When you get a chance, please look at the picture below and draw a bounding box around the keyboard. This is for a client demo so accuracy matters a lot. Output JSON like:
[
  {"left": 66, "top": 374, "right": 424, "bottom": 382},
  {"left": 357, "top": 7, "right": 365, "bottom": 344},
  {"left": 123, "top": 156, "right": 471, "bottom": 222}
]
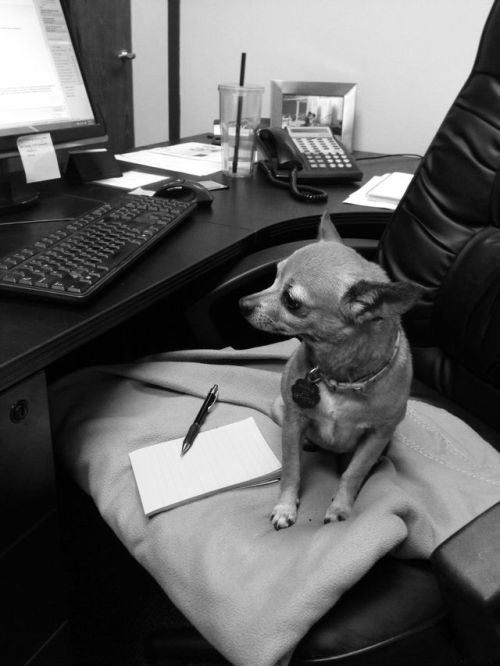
[{"left": 0, "top": 194, "right": 197, "bottom": 303}]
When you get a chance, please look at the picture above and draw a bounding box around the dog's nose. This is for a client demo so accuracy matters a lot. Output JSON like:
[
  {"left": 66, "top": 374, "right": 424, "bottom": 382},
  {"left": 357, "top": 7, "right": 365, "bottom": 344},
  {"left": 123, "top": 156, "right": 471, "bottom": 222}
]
[{"left": 239, "top": 296, "right": 254, "bottom": 317}]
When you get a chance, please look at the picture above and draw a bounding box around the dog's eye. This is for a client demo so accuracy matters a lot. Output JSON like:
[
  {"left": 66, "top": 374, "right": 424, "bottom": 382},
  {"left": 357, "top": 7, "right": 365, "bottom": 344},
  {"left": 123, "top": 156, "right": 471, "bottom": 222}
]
[{"left": 282, "top": 290, "right": 301, "bottom": 311}]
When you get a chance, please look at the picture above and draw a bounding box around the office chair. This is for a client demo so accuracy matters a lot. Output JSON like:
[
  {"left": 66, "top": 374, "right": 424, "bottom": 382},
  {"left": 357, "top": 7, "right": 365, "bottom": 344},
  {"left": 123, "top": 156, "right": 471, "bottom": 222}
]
[{"left": 144, "top": 0, "right": 500, "bottom": 663}]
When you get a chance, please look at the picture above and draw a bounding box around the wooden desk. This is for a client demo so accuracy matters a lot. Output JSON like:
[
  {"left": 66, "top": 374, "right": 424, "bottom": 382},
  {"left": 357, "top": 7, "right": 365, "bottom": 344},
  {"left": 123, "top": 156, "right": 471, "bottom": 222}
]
[{"left": 0, "top": 152, "right": 418, "bottom": 665}]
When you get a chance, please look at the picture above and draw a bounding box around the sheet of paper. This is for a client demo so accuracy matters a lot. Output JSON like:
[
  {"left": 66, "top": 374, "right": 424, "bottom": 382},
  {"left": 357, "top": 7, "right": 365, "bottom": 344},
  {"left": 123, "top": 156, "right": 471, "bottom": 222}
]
[
  {"left": 129, "top": 187, "right": 155, "bottom": 197},
  {"left": 129, "top": 417, "right": 281, "bottom": 516},
  {"left": 16, "top": 133, "right": 61, "bottom": 183},
  {"left": 116, "top": 143, "right": 222, "bottom": 177},
  {"left": 92, "top": 169, "right": 168, "bottom": 189}
]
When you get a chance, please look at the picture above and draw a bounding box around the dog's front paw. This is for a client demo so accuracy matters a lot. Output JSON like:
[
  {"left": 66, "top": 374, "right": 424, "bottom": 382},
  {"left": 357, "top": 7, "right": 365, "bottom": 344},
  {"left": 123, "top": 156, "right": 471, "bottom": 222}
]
[
  {"left": 324, "top": 498, "right": 352, "bottom": 524},
  {"left": 271, "top": 502, "right": 298, "bottom": 530}
]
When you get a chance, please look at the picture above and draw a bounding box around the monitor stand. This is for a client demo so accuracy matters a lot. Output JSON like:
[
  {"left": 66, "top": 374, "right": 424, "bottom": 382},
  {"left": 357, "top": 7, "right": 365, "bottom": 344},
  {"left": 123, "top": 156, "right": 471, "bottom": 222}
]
[{"left": 0, "top": 180, "right": 40, "bottom": 215}]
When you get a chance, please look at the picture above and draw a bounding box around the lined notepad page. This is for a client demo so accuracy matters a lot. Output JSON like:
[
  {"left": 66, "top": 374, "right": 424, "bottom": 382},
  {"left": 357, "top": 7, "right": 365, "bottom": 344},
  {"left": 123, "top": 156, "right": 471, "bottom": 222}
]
[{"left": 129, "top": 417, "right": 281, "bottom": 516}]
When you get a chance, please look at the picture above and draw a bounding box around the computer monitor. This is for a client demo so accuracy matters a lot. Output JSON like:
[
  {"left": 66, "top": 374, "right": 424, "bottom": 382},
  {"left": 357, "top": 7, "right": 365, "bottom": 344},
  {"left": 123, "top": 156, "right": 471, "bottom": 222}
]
[{"left": 0, "top": 0, "right": 108, "bottom": 213}]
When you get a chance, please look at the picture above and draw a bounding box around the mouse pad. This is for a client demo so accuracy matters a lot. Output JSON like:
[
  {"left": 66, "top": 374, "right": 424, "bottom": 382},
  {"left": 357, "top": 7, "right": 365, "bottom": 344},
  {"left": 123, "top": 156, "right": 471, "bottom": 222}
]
[{"left": 0, "top": 194, "right": 105, "bottom": 255}]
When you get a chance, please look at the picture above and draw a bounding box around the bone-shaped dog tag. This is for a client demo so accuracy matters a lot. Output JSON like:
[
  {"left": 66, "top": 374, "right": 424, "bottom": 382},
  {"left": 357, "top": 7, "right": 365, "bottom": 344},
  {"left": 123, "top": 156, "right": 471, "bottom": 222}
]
[{"left": 291, "top": 377, "right": 320, "bottom": 408}]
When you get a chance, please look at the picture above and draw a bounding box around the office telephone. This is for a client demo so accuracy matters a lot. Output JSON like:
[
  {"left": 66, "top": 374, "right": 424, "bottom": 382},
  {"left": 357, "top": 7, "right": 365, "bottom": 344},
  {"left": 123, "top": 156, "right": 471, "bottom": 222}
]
[{"left": 257, "top": 126, "right": 362, "bottom": 202}]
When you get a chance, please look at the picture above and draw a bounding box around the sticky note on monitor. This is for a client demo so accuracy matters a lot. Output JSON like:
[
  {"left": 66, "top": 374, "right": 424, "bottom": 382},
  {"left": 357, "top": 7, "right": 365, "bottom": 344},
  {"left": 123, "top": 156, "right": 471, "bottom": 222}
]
[{"left": 17, "top": 133, "right": 61, "bottom": 183}]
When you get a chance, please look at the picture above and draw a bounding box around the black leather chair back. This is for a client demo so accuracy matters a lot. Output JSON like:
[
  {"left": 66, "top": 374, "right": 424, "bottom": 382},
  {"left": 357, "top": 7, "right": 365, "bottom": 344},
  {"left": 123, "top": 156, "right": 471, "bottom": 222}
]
[{"left": 379, "top": 0, "right": 500, "bottom": 433}]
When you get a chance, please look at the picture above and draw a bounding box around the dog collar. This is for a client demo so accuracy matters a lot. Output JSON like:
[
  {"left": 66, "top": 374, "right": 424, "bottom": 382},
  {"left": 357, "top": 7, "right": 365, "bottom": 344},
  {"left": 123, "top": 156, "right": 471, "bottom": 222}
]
[{"left": 291, "top": 330, "right": 401, "bottom": 408}]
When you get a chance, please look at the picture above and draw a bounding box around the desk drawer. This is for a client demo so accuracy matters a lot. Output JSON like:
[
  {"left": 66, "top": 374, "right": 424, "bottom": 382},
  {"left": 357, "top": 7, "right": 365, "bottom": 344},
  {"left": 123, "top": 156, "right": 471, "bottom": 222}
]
[
  {"left": 0, "top": 371, "right": 56, "bottom": 551},
  {"left": 0, "top": 372, "right": 70, "bottom": 664},
  {"left": 0, "top": 511, "right": 70, "bottom": 665}
]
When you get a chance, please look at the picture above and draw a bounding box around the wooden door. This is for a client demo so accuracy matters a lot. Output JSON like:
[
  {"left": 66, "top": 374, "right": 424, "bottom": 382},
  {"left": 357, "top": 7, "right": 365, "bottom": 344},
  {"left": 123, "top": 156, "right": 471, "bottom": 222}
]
[{"left": 61, "top": 0, "right": 134, "bottom": 153}]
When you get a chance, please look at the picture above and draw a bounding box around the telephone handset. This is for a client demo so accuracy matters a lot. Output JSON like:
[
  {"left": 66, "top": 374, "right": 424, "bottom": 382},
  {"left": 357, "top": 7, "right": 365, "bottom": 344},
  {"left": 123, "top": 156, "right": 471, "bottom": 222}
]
[{"left": 257, "top": 126, "right": 363, "bottom": 203}]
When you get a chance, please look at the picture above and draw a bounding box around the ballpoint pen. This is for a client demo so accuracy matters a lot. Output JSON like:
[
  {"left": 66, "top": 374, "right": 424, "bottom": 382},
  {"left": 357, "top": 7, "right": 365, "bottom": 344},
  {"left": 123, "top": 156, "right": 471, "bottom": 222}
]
[{"left": 181, "top": 384, "right": 219, "bottom": 456}]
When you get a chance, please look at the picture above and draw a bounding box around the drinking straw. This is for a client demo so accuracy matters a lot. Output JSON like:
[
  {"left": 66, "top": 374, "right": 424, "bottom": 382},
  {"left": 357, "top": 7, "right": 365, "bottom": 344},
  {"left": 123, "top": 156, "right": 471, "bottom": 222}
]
[{"left": 232, "top": 52, "right": 246, "bottom": 174}]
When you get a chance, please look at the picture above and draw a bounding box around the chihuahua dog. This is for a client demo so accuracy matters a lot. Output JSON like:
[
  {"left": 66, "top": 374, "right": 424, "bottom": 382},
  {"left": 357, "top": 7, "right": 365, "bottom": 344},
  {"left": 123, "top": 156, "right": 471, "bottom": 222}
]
[{"left": 240, "top": 212, "right": 422, "bottom": 529}]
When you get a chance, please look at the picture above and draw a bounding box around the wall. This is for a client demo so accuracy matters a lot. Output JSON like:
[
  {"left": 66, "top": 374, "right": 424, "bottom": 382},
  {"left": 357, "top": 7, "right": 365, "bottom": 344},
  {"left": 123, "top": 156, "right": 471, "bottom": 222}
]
[
  {"left": 175, "top": 0, "right": 493, "bottom": 154},
  {"left": 130, "top": 0, "right": 493, "bottom": 154}
]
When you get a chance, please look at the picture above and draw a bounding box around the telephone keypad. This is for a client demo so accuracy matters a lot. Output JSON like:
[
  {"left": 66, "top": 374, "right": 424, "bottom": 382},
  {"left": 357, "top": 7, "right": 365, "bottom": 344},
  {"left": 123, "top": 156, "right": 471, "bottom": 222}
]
[
  {"left": 294, "top": 135, "right": 354, "bottom": 172},
  {"left": 267, "top": 124, "right": 363, "bottom": 181}
]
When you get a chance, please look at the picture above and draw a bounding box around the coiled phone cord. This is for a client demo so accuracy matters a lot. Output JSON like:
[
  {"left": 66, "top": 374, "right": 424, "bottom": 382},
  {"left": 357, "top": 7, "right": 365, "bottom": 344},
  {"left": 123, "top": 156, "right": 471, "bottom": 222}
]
[
  {"left": 258, "top": 160, "right": 328, "bottom": 203},
  {"left": 289, "top": 167, "right": 328, "bottom": 202}
]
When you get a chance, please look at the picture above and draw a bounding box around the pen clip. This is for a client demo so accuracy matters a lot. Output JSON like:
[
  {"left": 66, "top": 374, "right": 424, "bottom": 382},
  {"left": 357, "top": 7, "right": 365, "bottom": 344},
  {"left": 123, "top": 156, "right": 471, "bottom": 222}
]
[
  {"left": 207, "top": 384, "right": 219, "bottom": 410},
  {"left": 180, "top": 384, "right": 219, "bottom": 457}
]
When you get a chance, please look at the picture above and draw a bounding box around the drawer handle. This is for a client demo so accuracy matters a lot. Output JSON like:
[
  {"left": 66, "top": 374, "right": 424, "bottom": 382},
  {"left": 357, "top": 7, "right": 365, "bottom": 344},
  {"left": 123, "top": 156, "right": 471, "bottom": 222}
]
[{"left": 10, "top": 399, "right": 29, "bottom": 423}]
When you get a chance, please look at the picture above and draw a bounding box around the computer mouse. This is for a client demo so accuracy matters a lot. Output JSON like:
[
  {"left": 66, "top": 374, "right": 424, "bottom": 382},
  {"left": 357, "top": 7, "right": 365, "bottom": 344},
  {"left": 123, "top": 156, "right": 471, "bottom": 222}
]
[{"left": 153, "top": 179, "right": 214, "bottom": 207}]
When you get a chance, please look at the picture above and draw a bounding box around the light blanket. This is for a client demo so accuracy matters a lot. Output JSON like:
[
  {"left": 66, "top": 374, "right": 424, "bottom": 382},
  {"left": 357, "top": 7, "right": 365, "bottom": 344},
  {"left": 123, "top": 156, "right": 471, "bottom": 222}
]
[{"left": 49, "top": 339, "right": 500, "bottom": 666}]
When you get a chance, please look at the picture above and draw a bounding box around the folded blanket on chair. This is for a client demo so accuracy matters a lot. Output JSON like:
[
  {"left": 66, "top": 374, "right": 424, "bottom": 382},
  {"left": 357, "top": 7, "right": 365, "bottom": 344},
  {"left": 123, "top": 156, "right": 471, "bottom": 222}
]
[{"left": 50, "top": 339, "right": 500, "bottom": 666}]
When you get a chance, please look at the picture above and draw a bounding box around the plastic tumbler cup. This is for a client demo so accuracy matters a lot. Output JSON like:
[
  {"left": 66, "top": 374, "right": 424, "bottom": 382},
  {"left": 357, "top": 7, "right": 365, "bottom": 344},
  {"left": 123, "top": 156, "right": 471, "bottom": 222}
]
[{"left": 218, "top": 84, "right": 264, "bottom": 178}]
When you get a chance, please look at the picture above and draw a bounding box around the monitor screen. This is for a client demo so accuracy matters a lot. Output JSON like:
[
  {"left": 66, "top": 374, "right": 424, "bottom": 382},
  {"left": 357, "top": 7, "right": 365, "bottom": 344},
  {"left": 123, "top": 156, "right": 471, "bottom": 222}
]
[{"left": 0, "top": 0, "right": 107, "bottom": 156}]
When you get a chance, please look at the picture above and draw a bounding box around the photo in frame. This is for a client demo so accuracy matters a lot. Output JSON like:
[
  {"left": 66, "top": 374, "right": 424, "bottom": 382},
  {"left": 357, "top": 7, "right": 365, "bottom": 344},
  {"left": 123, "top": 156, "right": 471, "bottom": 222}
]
[{"left": 270, "top": 81, "right": 357, "bottom": 151}]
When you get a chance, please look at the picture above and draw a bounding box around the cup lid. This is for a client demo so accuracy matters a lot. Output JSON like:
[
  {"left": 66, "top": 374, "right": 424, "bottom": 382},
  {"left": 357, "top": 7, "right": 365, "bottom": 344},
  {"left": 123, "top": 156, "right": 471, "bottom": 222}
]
[{"left": 218, "top": 83, "right": 264, "bottom": 92}]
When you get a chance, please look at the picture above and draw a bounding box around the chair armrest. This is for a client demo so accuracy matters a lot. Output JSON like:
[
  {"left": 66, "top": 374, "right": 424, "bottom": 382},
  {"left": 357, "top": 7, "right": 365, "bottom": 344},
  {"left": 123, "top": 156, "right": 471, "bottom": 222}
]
[
  {"left": 430, "top": 500, "right": 500, "bottom": 662},
  {"left": 185, "top": 238, "right": 379, "bottom": 348},
  {"left": 330, "top": 210, "right": 394, "bottom": 242}
]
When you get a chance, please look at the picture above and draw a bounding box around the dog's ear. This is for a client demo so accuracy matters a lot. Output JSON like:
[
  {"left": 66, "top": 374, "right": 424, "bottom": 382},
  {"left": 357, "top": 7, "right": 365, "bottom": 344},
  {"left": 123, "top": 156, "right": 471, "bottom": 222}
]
[
  {"left": 318, "top": 210, "right": 343, "bottom": 243},
  {"left": 341, "top": 280, "right": 423, "bottom": 323}
]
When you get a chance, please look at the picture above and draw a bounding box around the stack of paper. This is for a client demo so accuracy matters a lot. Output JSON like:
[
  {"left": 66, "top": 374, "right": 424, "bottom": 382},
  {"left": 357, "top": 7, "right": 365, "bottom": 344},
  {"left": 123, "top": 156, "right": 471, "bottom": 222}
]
[
  {"left": 344, "top": 172, "right": 413, "bottom": 210},
  {"left": 116, "top": 142, "right": 222, "bottom": 177}
]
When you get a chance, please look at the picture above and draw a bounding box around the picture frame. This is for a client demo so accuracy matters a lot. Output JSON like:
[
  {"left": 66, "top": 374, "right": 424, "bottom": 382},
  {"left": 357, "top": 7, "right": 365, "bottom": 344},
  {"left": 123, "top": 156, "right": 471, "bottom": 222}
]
[{"left": 270, "top": 81, "right": 357, "bottom": 151}]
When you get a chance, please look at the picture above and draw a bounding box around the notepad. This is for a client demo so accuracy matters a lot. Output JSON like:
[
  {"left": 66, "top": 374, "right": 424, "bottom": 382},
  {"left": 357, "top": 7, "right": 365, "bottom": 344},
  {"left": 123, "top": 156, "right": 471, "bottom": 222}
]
[
  {"left": 365, "top": 172, "right": 413, "bottom": 206},
  {"left": 129, "top": 417, "right": 281, "bottom": 517}
]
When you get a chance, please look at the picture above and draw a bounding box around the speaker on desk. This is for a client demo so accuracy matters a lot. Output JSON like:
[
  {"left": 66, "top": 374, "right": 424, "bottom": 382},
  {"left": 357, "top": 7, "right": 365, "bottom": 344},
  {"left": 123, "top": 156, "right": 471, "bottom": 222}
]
[{"left": 65, "top": 149, "right": 123, "bottom": 182}]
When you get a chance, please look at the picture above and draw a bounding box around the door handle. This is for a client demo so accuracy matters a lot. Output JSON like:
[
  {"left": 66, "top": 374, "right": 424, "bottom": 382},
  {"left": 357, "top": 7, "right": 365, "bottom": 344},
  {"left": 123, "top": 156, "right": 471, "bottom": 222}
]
[{"left": 117, "top": 50, "right": 136, "bottom": 60}]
